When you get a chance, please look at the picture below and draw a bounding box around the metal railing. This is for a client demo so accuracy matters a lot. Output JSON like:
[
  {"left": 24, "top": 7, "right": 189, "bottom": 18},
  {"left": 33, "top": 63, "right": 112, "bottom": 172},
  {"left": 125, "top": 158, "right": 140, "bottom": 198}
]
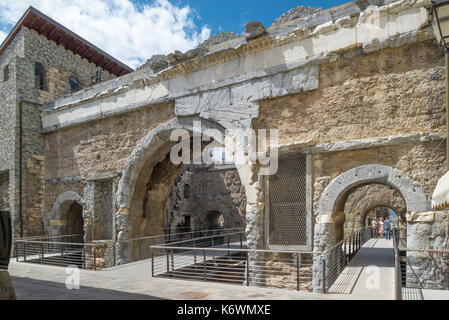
[
  {"left": 393, "top": 228, "right": 449, "bottom": 300},
  {"left": 151, "top": 232, "right": 314, "bottom": 292},
  {"left": 117, "top": 228, "right": 244, "bottom": 264},
  {"left": 14, "top": 228, "right": 244, "bottom": 270},
  {"left": 320, "top": 227, "right": 372, "bottom": 293},
  {"left": 15, "top": 235, "right": 114, "bottom": 270}
]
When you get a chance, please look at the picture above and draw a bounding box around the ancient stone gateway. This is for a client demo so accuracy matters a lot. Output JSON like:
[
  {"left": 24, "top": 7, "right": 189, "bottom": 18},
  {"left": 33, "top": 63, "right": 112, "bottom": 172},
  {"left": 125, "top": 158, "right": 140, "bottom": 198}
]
[
  {"left": 114, "top": 116, "right": 258, "bottom": 263},
  {"left": 312, "top": 164, "right": 429, "bottom": 291},
  {"left": 1, "top": 0, "right": 448, "bottom": 293}
]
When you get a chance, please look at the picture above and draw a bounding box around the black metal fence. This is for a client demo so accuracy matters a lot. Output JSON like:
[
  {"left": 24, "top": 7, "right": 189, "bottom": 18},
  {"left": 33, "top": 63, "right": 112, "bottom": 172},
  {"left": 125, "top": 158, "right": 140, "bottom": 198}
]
[
  {"left": 151, "top": 232, "right": 314, "bottom": 291},
  {"left": 14, "top": 228, "right": 245, "bottom": 270},
  {"left": 393, "top": 228, "right": 449, "bottom": 300},
  {"left": 321, "top": 227, "right": 373, "bottom": 293}
]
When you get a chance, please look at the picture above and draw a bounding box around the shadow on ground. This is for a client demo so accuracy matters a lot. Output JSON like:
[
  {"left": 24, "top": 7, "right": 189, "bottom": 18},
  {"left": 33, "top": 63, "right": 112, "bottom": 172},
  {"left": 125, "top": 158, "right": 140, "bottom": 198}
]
[{"left": 11, "top": 276, "right": 164, "bottom": 300}]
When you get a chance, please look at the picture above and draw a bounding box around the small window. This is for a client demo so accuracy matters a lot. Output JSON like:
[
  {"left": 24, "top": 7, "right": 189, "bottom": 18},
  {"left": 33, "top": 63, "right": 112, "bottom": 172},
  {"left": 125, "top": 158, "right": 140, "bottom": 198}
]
[
  {"left": 68, "top": 77, "right": 81, "bottom": 93},
  {"left": 3, "top": 65, "right": 9, "bottom": 82},
  {"left": 184, "top": 184, "right": 190, "bottom": 199},
  {"left": 34, "top": 63, "right": 46, "bottom": 90}
]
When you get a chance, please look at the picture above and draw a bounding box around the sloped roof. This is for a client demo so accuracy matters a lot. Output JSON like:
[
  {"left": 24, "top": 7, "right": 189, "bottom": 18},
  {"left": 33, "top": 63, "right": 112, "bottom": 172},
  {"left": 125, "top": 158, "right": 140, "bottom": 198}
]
[{"left": 0, "top": 6, "right": 133, "bottom": 76}]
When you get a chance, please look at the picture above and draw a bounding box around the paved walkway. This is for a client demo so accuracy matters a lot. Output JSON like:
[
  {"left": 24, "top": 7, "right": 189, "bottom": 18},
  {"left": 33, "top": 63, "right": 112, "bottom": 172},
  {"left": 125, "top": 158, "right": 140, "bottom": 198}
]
[
  {"left": 7, "top": 239, "right": 447, "bottom": 300},
  {"left": 9, "top": 259, "right": 332, "bottom": 300},
  {"left": 328, "top": 238, "right": 397, "bottom": 299}
]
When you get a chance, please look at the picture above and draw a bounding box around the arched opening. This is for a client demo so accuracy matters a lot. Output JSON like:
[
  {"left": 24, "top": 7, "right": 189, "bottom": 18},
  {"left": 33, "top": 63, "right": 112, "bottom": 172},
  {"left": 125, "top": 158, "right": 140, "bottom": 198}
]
[
  {"left": 204, "top": 211, "right": 225, "bottom": 230},
  {"left": 116, "top": 117, "right": 253, "bottom": 263},
  {"left": 313, "top": 165, "right": 429, "bottom": 292},
  {"left": 341, "top": 183, "right": 407, "bottom": 241},
  {"left": 34, "top": 63, "right": 46, "bottom": 90},
  {"left": 66, "top": 202, "right": 84, "bottom": 243},
  {"left": 68, "top": 76, "right": 82, "bottom": 93}
]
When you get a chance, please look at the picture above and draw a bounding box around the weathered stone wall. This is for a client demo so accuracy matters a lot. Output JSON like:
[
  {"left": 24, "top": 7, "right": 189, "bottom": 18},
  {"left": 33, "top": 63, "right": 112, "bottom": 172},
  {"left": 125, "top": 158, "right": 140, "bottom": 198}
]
[
  {"left": 406, "top": 211, "right": 449, "bottom": 290},
  {"left": 0, "top": 29, "right": 25, "bottom": 238},
  {"left": 255, "top": 41, "right": 445, "bottom": 147},
  {"left": 0, "top": 171, "right": 9, "bottom": 211},
  {"left": 166, "top": 165, "right": 246, "bottom": 232},
  {"left": 312, "top": 142, "right": 446, "bottom": 213}
]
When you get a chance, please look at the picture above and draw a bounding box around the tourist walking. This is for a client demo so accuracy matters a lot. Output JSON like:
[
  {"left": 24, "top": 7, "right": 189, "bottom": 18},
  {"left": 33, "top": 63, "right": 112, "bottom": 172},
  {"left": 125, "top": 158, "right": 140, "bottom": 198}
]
[
  {"left": 384, "top": 217, "right": 391, "bottom": 240},
  {"left": 371, "top": 217, "right": 378, "bottom": 238},
  {"left": 378, "top": 218, "right": 385, "bottom": 239}
]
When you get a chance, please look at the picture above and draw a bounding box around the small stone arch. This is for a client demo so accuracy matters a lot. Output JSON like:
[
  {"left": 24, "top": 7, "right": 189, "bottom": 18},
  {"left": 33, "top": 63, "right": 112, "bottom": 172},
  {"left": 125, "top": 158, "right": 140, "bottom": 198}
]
[
  {"left": 42, "top": 191, "right": 85, "bottom": 238},
  {"left": 317, "top": 164, "right": 429, "bottom": 218},
  {"left": 312, "top": 164, "right": 429, "bottom": 292}
]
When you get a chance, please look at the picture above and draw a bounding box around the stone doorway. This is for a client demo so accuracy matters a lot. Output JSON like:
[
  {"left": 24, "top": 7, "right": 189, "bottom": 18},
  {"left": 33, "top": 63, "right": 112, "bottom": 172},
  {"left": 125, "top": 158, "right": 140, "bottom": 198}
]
[{"left": 66, "top": 202, "right": 84, "bottom": 243}]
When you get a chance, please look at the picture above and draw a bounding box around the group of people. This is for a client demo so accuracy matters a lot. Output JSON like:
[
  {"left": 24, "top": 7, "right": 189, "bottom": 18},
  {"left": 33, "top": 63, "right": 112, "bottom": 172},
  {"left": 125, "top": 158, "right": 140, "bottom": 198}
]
[{"left": 370, "top": 217, "right": 392, "bottom": 240}]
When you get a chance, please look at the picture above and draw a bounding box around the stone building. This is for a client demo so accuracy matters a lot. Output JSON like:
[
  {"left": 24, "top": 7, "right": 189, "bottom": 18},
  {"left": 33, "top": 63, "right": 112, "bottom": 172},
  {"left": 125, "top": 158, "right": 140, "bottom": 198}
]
[
  {"left": 0, "top": 0, "right": 448, "bottom": 292},
  {"left": 0, "top": 7, "right": 131, "bottom": 239}
]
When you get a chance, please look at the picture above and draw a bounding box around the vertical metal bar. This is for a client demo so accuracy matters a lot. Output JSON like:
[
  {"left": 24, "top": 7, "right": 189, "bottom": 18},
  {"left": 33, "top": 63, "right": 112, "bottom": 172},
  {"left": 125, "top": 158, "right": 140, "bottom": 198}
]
[
  {"left": 344, "top": 239, "right": 347, "bottom": 265},
  {"left": 240, "top": 233, "right": 243, "bottom": 249},
  {"left": 151, "top": 251, "right": 154, "bottom": 278},
  {"left": 322, "top": 258, "right": 326, "bottom": 294},
  {"left": 246, "top": 253, "right": 250, "bottom": 286},
  {"left": 113, "top": 242, "right": 116, "bottom": 267},
  {"left": 171, "top": 250, "right": 174, "bottom": 271},
  {"left": 166, "top": 250, "right": 170, "bottom": 278},
  {"left": 227, "top": 235, "right": 230, "bottom": 256},
  {"left": 296, "top": 253, "right": 300, "bottom": 291},
  {"left": 24, "top": 242, "right": 27, "bottom": 262},
  {"left": 15, "top": 242, "right": 18, "bottom": 262},
  {"left": 82, "top": 246, "right": 85, "bottom": 269},
  {"left": 41, "top": 243, "right": 44, "bottom": 263},
  {"left": 446, "top": 51, "right": 449, "bottom": 171},
  {"left": 94, "top": 248, "right": 97, "bottom": 271},
  {"left": 203, "top": 249, "right": 207, "bottom": 281}
]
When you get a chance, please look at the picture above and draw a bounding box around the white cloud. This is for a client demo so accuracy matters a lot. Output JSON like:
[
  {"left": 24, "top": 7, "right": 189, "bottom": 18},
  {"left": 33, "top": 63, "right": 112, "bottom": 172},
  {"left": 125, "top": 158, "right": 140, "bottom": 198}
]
[
  {"left": 0, "top": 0, "right": 211, "bottom": 69},
  {"left": 0, "top": 30, "right": 7, "bottom": 44}
]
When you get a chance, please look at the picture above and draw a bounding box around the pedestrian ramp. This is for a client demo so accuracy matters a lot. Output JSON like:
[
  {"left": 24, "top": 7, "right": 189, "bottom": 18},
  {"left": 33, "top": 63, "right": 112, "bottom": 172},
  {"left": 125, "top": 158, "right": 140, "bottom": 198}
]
[{"left": 328, "top": 239, "right": 395, "bottom": 299}]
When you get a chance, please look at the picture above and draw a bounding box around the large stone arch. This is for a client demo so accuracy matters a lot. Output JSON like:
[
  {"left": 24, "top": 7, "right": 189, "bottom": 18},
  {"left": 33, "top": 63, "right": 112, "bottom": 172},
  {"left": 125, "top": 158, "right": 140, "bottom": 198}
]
[
  {"left": 115, "top": 116, "right": 259, "bottom": 263},
  {"left": 42, "top": 191, "right": 85, "bottom": 238},
  {"left": 312, "top": 164, "right": 430, "bottom": 292}
]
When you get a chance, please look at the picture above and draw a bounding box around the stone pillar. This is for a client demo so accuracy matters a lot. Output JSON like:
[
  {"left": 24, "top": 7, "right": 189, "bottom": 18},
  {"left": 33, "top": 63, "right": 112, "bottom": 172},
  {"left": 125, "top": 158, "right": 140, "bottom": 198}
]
[
  {"left": 312, "top": 215, "right": 336, "bottom": 293},
  {"left": 406, "top": 211, "right": 449, "bottom": 290},
  {"left": 0, "top": 270, "right": 16, "bottom": 300}
]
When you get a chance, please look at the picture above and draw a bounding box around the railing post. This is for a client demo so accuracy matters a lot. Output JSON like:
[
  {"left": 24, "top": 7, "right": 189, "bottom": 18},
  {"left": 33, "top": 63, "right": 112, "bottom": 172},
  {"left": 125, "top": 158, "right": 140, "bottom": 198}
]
[
  {"left": 151, "top": 251, "right": 154, "bottom": 278},
  {"left": 227, "top": 235, "right": 230, "bottom": 256},
  {"left": 82, "top": 246, "right": 85, "bottom": 269},
  {"left": 24, "top": 242, "right": 27, "bottom": 262},
  {"left": 240, "top": 233, "right": 243, "bottom": 249},
  {"left": 41, "top": 243, "right": 44, "bottom": 263},
  {"left": 15, "top": 242, "right": 18, "bottom": 262},
  {"left": 246, "top": 253, "right": 250, "bottom": 286},
  {"left": 93, "top": 248, "right": 97, "bottom": 271},
  {"left": 171, "top": 250, "right": 174, "bottom": 271},
  {"left": 296, "top": 253, "right": 300, "bottom": 291},
  {"left": 203, "top": 249, "right": 207, "bottom": 281},
  {"left": 322, "top": 258, "right": 326, "bottom": 294},
  {"left": 113, "top": 242, "right": 116, "bottom": 267},
  {"left": 166, "top": 250, "right": 170, "bottom": 278},
  {"left": 344, "top": 239, "right": 347, "bottom": 265}
]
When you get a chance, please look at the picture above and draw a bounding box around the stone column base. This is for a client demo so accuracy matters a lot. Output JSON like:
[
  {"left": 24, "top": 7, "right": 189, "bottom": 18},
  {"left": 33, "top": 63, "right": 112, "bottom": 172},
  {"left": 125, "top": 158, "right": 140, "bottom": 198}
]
[{"left": 0, "top": 270, "right": 16, "bottom": 300}]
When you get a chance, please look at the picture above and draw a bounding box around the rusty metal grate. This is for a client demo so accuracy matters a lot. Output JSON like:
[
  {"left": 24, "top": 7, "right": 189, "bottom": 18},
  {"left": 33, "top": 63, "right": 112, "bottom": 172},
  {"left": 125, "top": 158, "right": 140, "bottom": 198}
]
[{"left": 269, "top": 154, "right": 307, "bottom": 246}]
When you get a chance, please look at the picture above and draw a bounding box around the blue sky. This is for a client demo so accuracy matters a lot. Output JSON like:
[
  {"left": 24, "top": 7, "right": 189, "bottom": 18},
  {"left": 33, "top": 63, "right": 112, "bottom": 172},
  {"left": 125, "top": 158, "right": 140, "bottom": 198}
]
[
  {"left": 166, "top": 0, "right": 348, "bottom": 34},
  {"left": 0, "top": 0, "right": 348, "bottom": 68}
]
